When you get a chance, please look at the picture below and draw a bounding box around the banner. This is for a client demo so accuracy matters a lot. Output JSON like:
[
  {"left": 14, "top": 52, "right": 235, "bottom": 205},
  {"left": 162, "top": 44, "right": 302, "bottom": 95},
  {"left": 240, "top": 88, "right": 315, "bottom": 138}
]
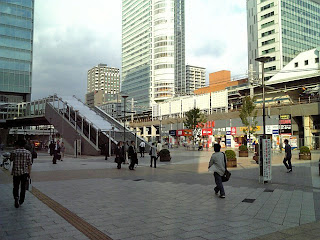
[
  {"left": 169, "top": 130, "right": 176, "bottom": 136},
  {"left": 202, "top": 128, "right": 213, "bottom": 136}
]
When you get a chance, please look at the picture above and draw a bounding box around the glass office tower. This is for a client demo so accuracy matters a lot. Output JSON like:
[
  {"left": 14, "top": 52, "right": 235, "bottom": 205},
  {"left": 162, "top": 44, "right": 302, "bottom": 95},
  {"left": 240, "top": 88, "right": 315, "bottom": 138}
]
[
  {"left": 0, "top": 0, "right": 34, "bottom": 104},
  {"left": 247, "top": 0, "right": 320, "bottom": 79},
  {"left": 122, "top": 0, "right": 185, "bottom": 110}
]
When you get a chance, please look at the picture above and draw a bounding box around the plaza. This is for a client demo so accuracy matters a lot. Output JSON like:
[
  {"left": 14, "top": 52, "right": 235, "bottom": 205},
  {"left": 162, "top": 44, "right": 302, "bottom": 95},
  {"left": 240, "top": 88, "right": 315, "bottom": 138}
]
[{"left": 1, "top": 147, "right": 320, "bottom": 240}]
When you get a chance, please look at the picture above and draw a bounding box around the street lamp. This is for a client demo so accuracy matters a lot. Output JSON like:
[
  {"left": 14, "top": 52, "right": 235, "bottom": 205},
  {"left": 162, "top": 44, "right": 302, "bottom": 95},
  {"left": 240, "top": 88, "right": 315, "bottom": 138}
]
[
  {"left": 121, "top": 95, "right": 129, "bottom": 143},
  {"left": 255, "top": 56, "right": 271, "bottom": 138}
]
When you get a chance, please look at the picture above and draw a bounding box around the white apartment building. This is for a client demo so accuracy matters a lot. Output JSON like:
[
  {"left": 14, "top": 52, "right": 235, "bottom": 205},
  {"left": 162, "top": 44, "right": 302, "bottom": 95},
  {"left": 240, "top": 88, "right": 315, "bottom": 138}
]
[
  {"left": 121, "top": 0, "right": 185, "bottom": 109},
  {"left": 186, "top": 65, "right": 206, "bottom": 94},
  {"left": 86, "top": 64, "right": 120, "bottom": 103},
  {"left": 247, "top": 0, "right": 320, "bottom": 80}
]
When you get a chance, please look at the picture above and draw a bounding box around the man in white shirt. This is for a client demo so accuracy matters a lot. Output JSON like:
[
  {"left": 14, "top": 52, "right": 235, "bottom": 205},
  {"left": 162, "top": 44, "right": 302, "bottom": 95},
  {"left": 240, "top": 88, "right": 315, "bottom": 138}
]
[
  {"left": 139, "top": 141, "right": 146, "bottom": 157},
  {"left": 156, "top": 141, "right": 162, "bottom": 155}
]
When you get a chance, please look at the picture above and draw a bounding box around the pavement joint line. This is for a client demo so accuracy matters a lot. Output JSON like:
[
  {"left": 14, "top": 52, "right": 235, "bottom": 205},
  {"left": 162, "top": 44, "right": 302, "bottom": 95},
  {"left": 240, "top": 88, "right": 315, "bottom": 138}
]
[{"left": 31, "top": 187, "right": 113, "bottom": 240}]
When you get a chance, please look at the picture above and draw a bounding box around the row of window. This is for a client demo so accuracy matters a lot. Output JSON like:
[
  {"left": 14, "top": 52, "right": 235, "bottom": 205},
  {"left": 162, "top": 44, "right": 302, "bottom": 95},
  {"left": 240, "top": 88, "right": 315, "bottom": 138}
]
[
  {"left": 154, "top": 41, "right": 174, "bottom": 48},
  {"left": 261, "top": 20, "right": 274, "bottom": 28},
  {"left": 282, "top": 28, "right": 319, "bottom": 45},
  {"left": 262, "top": 29, "right": 275, "bottom": 37},
  {"left": 154, "top": 64, "right": 174, "bottom": 70},
  {"left": 264, "top": 66, "right": 276, "bottom": 72},
  {"left": 294, "top": 58, "right": 319, "bottom": 67},
  {"left": 261, "top": 2, "right": 274, "bottom": 12},
  {"left": 0, "top": 58, "right": 30, "bottom": 72},
  {"left": 262, "top": 47, "right": 275, "bottom": 55},
  {"left": 0, "top": 47, "right": 31, "bottom": 61},
  {"left": 261, "top": 11, "right": 274, "bottom": 20},
  {"left": 0, "top": 2, "right": 33, "bottom": 19},
  {"left": 262, "top": 38, "right": 275, "bottom": 46},
  {"left": 0, "top": 35, "right": 31, "bottom": 50},
  {"left": 0, "top": 13, "right": 33, "bottom": 30}
]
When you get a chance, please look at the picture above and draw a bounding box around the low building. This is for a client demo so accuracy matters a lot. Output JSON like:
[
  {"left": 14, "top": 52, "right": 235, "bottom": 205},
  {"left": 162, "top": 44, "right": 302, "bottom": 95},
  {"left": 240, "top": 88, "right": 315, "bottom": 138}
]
[{"left": 185, "top": 65, "right": 206, "bottom": 95}]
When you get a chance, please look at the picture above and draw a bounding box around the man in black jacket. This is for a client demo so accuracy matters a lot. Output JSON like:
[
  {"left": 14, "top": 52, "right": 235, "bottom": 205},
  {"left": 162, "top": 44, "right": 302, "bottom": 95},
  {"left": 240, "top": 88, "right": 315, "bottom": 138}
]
[
  {"left": 283, "top": 139, "right": 292, "bottom": 173},
  {"left": 128, "top": 141, "right": 137, "bottom": 170}
]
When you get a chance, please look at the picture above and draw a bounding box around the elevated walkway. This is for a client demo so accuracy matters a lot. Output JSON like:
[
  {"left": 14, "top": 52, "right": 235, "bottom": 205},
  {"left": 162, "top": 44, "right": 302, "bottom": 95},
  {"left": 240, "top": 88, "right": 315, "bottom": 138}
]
[{"left": 1, "top": 95, "right": 150, "bottom": 156}]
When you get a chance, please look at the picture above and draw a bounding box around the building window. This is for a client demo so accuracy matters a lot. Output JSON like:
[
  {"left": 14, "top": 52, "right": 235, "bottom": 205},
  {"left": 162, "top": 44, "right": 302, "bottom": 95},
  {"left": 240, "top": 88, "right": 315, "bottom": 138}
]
[
  {"left": 262, "top": 47, "right": 275, "bottom": 55},
  {"left": 304, "top": 60, "right": 309, "bottom": 66},
  {"left": 261, "top": 20, "right": 275, "bottom": 29},
  {"left": 294, "top": 62, "right": 298, "bottom": 68},
  {"left": 315, "top": 58, "right": 319, "bottom": 63}
]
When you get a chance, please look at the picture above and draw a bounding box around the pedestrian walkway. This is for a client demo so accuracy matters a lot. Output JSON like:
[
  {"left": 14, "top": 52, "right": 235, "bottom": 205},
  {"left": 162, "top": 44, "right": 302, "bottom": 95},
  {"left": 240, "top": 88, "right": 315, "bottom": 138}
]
[{"left": 0, "top": 149, "right": 320, "bottom": 240}]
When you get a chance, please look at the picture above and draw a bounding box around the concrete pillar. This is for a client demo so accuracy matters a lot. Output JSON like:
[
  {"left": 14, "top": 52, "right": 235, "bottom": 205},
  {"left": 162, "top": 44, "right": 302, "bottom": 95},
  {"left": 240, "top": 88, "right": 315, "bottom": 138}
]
[{"left": 303, "top": 116, "right": 313, "bottom": 149}]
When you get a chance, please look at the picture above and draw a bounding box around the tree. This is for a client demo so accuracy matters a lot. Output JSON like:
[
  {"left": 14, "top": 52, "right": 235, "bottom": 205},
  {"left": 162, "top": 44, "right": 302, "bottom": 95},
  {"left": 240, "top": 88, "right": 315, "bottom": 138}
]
[
  {"left": 183, "top": 108, "right": 207, "bottom": 142},
  {"left": 239, "top": 96, "right": 258, "bottom": 144}
]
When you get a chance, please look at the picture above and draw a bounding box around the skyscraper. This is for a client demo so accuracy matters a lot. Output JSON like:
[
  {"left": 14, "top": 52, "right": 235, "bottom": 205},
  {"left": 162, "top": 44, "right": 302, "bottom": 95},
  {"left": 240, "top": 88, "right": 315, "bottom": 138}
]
[
  {"left": 0, "top": 0, "right": 34, "bottom": 103},
  {"left": 247, "top": 0, "right": 320, "bottom": 80},
  {"left": 121, "top": 0, "right": 185, "bottom": 109}
]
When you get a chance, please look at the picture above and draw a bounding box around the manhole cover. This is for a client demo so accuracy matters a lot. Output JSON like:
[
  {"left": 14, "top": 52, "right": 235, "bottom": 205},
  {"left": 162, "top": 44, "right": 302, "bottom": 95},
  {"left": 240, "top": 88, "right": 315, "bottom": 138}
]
[
  {"left": 242, "top": 198, "right": 255, "bottom": 203},
  {"left": 264, "top": 189, "right": 274, "bottom": 192},
  {"left": 133, "top": 179, "right": 144, "bottom": 181}
]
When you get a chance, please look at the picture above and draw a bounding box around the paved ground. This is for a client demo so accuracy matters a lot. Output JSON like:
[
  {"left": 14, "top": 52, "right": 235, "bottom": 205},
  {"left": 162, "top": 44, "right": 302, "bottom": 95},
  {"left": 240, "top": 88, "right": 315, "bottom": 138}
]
[{"left": 1, "top": 148, "right": 320, "bottom": 240}]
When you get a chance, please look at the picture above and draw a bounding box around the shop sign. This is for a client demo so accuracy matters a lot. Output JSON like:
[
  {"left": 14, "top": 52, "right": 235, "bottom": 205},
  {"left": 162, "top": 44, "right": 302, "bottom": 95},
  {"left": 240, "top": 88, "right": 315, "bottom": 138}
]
[
  {"left": 202, "top": 128, "right": 213, "bottom": 136},
  {"left": 183, "top": 129, "right": 193, "bottom": 136},
  {"left": 226, "top": 135, "right": 232, "bottom": 147},
  {"left": 261, "top": 138, "right": 272, "bottom": 182},
  {"left": 266, "top": 125, "right": 278, "bottom": 135},
  {"left": 226, "top": 127, "right": 231, "bottom": 135},
  {"left": 240, "top": 126, "right": 261, "bottom": 132},
  {"left": 280, "top": 114, "right": 291, "bottom": 120},
  {"left": 231, "top": 127, "right": 237, "bottom": 135},
  {"left": 272, "top": 130, "right": 279, "bottom": 135},
  {"left": 177, "top": 130, "right": 184, "bottom": 136},
  {"left": 169, "top": 130, "right": 176, "bottom": 136},
  {"left": 279, "top": 115, "right": 292, "bottom": 135}
]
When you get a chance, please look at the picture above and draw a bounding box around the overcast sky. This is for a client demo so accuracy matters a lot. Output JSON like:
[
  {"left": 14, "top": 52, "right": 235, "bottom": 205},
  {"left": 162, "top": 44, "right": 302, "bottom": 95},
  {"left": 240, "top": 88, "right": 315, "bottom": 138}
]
[{"left": 32, "top": 0, "right": 248, "bottom": 101}]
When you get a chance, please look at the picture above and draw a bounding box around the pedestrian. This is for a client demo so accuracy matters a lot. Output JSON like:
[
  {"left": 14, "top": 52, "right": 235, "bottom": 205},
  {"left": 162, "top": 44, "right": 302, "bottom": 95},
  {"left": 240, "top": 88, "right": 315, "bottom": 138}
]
[
  {"left": 115, "top": 141, "right": 124, "bottom": 169},
  {"left": 139, "top": 141, "right": 146, "bottom": 157},
  {"left": 128, "top": 141, "right": 138, "bottom": 170},
  {"left": 49, "top": 140, "right": 55, "bottom": 156},
  {"left": 283, "top": 139, "right": 292, "bottom": 173},
  {"left": 52, "top": 140, "right": 61, "bottom": 164},
  {"left": 124, "top": 141, "right": 129, "bottom": 164},
  {"left": 10, "top": 139, "right": 32, "bottom": 208},
  {"left": 60, "top": 142, "right": 65, "bottom": 161},
  {"left": 156, "top": 140, "right": 162, "bottom": 156},
  {"left": 208, "top": 144, "right": 226, "bottom": 198},
  {"left": 150, "top": 142, "right": 157, "bottom": 168}
]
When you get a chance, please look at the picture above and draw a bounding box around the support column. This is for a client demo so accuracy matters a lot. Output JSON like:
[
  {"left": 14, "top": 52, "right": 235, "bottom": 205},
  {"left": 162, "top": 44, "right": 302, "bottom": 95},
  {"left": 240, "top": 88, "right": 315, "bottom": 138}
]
[{"left": 303, "top": 116, "right": 312, "bottom": 149}]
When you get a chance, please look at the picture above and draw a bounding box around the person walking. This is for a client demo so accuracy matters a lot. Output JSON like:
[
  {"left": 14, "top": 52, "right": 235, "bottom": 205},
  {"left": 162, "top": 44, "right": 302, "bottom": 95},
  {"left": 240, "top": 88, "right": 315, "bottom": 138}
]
[
  {"left": 150, "top": 142, "right": 157, "bottom": 168},
  {"left": 11, "top": 139, "right": 32, "bottom": 208},
  {"left": 128, "top": 141, "right": 138, "bottom": 170},
  {"left": 283, "top": 139, "right": 292, "bottom": 173},
  {"left": 115, "top": 142, "right": 124, "bottom": 169},
  {"left": 52, "top": 140, "right": 61, "bottom": 164},
  {"left": 60, "top": 142, "right": 65, "bottom": 161},
  {"left": 49, "top": 141, "right": 55, "bottom": 156},
  {"left": 124, "top": 141, "right": 129, "bottom": 164},
  {"left": 156, "top": 140, "right": 162, "bottom": 156},
  {"left": 208, "top": 144, "right": 226, "bottom": 198},
  {"left": 139, "top": 141, "right": 146, "bottom": 157}
]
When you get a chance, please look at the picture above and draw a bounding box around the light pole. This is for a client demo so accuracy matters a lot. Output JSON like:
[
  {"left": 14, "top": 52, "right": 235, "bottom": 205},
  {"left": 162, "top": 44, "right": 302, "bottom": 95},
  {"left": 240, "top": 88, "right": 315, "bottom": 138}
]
[
  {"left": 122, "top": 95, "right": 129, "bottom": 144},
  {"left": 255, "top": 56, "right": 271, "bottom": 138}
]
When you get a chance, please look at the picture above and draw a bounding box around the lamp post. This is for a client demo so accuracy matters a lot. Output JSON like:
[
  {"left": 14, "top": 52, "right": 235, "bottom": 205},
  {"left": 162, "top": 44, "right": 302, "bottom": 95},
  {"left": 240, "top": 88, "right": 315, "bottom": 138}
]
[
  {"left": 255, "top": 56, "right": 271, "bottom": 138},
  {"left": 122, "top": 95, "right": 129, "bottom": 144}
]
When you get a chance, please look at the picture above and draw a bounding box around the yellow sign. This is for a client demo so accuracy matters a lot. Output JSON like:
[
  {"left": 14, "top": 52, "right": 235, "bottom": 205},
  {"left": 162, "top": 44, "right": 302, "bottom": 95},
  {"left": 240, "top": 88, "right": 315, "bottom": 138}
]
[
  {"left": 240, "top": 126, "right": 261, "bottom": 132},
  {"left": 280, "top": 115, "right": 291, "bottom": 120}
]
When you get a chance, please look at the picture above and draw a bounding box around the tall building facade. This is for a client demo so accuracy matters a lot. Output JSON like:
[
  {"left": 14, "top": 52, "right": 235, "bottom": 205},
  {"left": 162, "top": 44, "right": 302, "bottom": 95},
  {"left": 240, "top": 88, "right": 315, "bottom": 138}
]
[
  {"left": 86, "top": 63, "right": 120, "bottom": 104},
  {"left": 0, "top": 0, "right": 34, "bottom": 103},
  {"left": 247, "top": 0, "right": 320, "bottom": 80},
  {"left": 121, "top": 0, "right": 185, "bottom": 109},
  {"left": 186, "top": 65, "right": 205, "bottom": 95}
]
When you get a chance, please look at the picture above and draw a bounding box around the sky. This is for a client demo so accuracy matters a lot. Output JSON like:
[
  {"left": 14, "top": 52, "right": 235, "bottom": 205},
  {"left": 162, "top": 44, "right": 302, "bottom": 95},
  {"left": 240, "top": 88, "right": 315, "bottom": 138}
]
[{"left": 32, "top": 0, "right": 248, "bottom": 101}]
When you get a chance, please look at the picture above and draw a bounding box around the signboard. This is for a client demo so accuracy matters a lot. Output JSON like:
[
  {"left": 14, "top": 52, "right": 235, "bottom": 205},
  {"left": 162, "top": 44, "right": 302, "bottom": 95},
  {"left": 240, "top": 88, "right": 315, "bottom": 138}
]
[
  {"left": 261, "top": 138, "right": 272, "bottom": 182},
  {"left": 290, "top": 136, "right": 298, "bottom": 149},
  {"left": 231, "top": 127, "right": 237, "bottom": 135},
  {"left": 202, "top": 128, "right": 213, "bottom": 136},
  {"left": 266, "top": 125, "right": 278, "bottom": 135},
  {"left": 226, "top": 135, "right": 232, "bottom": 147},
  {"left": 226, "top": 127, "right": 231, "bottom": 135},
  {"left": 183, "top": 129, "right": 193, "bottom": 136},
  {"left": 177, "top": 130, "right": 184, "bottom": 136},
  {"left": 240, "top": 126, "right": 261, "bottom": 132},
  {"left": 279, "top": 115, "right": 292, "bottom": 135},
  {"left": 272, "top": 130, "right": 279, "bottom": 135},
  {"left": 169, "top": 130, "right": 176, "bottom": 136}
]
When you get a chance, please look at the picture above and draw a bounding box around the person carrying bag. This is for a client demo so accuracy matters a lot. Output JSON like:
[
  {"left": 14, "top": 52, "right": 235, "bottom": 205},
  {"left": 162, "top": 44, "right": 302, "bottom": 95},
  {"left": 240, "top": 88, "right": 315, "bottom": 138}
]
[{"left": 208, "top": 144, "right": 231, "bottom": 198}]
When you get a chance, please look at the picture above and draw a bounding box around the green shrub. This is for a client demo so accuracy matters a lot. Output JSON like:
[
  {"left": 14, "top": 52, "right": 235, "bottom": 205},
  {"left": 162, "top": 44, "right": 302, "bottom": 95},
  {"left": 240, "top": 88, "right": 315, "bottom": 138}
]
[
  {"left": 225, "top": 150, "right": 236, "bottom": 159},
  {"left": 159, "top": 149, "right": 170, "bottom": 156},
  {"left": 300, "top": 146, "right": 310, "bottom": 154},
  {"left": 239, "top": 145, "right": 248, "bottom": 151}
]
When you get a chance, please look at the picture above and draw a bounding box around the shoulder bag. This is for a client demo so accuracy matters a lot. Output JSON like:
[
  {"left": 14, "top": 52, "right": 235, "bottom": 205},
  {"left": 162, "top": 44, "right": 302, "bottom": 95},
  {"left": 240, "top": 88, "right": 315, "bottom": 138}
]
[{"left": 221, "top": 152, "right": 231, "bottom": 182}]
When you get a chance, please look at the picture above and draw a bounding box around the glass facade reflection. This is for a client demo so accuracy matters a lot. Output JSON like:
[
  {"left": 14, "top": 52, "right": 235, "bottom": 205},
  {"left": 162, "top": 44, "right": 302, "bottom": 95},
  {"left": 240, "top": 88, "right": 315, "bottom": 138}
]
[{"left": 0, "top": 0, "right": 34, "bottom": 103}]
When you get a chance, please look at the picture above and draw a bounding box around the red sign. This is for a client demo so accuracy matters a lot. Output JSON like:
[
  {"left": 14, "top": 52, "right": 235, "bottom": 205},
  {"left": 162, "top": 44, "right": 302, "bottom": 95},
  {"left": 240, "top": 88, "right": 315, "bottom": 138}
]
[
  {"left": 202, "top": 128, "right": 213, "bottom": 136},
  {"left": 183, "top": 129, "right": 193, "bottom": 136},
  {"left": 177, "top": 130, "right": 184, "bottom": 136},
  {"left": 231, "top": 127, "right": 237, "bottom": 135},
  {"left": 279, "top": 119, "right": 291, "bottom": 124}
]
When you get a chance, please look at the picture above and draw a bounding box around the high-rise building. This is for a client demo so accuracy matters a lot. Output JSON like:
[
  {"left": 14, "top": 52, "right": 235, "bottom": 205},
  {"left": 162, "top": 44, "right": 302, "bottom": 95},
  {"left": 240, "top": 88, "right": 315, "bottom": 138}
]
[
  {"left": 0, "top": 0, "right": 34, "bottom": 104},
  {"left": 86, "top": 64, "right": 120, "bottom": 105},
  {"left": 247, "top": 0, "right": 320, "bottom": 80},
  {"left": 185, "top": 65, "right": 206, "bottom": 95},
  {"left": 121, "top": 0, "right": 185, "bottom": 109}
]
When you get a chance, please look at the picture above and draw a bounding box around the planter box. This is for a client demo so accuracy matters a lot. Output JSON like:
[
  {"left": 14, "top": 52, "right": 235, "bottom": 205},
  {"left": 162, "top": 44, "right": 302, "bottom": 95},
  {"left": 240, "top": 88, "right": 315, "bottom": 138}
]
[
  {"left": 227, "top": 158, "right": 237, "bottom": 168},
  {"left": 239, "top": 151, "right": 248, "bottom": 157},
  {"left": 299, "top": 153, "right": 311, "bottom": 160},
  {"left": 160, "top": 155, "right": 171, "bottom": 162}
]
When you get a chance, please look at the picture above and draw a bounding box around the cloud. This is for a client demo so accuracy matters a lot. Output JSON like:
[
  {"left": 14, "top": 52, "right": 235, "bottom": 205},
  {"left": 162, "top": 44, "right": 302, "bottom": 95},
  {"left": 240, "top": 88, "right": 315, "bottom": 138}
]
[{"left": 31, "top": 0, "right": 248, "bottom": 100}]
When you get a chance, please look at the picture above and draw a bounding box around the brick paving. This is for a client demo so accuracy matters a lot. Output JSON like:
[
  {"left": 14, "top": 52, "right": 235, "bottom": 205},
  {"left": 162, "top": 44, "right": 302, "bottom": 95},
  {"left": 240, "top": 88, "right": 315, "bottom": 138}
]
[{"left": 0, "top": 148, "right": 320, "bottom": 240}]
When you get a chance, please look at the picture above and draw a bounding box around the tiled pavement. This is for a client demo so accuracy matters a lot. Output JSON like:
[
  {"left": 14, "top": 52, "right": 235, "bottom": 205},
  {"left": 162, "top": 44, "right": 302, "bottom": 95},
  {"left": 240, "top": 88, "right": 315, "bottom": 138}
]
[{"left": 1, "top": 149, "right": 320, "bottom": 240}]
